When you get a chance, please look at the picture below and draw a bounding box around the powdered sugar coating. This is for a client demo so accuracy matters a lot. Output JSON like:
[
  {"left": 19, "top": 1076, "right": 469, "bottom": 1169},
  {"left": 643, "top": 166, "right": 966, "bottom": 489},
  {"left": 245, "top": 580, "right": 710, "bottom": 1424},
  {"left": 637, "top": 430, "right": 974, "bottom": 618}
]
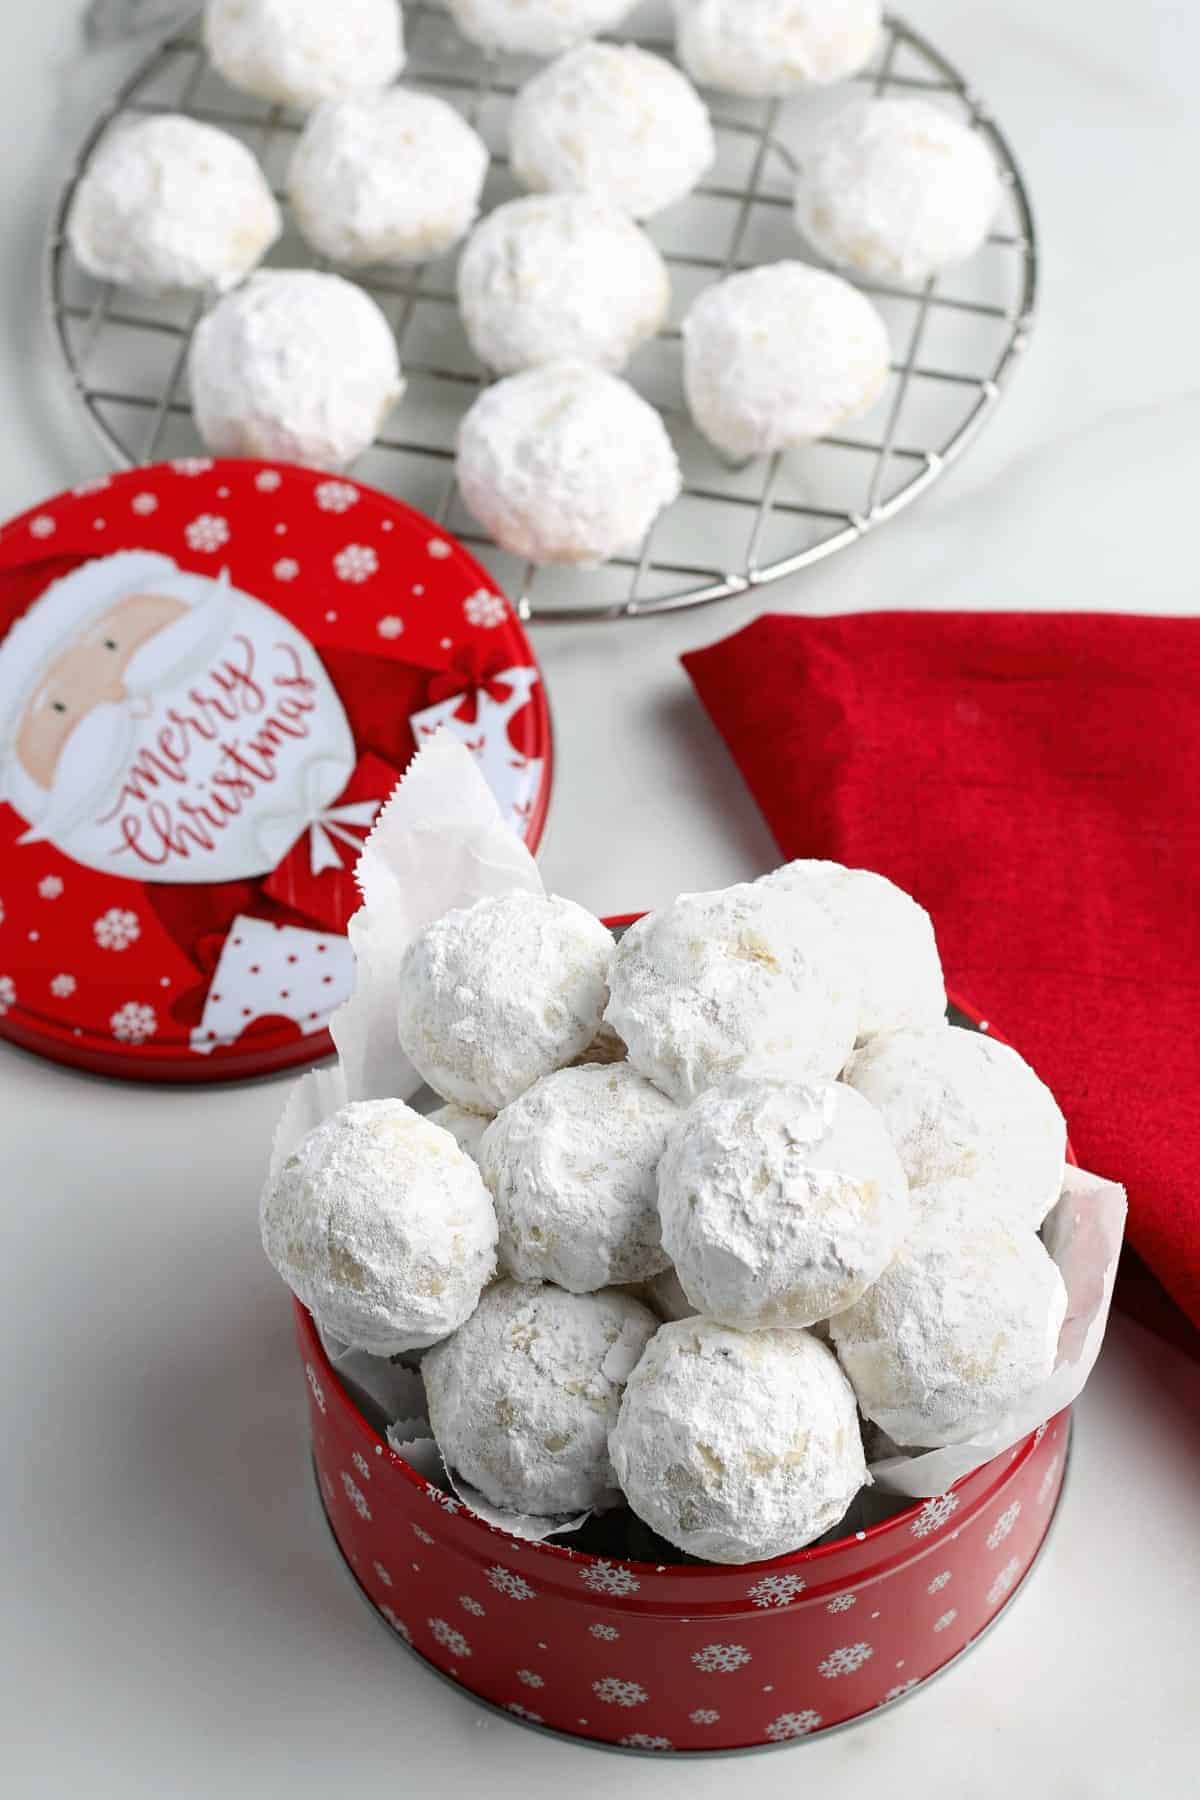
[
  {"left": 659, "top": 1074, "right": 911, "bottom": 1329},
  {"left": 509, "top": 43, "right": 715, "bottom": 220},
  {"left": 843, "top": 1026, "right": 1067, "bottom": 1228},
  {"left": 683, "top": 263, "right": 889, "bottom": 459},
  {"left": 447, "top": 0, "right": 639, "bottom": 56},
  {"left": 675, "top": 0, "right": 882, "bottom": 97},
  {"left": 204, "top": 0, "right": 405, "bottom": 111},
  {"left": 423, "top": 1279, "right": 658, "bottom": 1513},
  {"left": 610, "top": 1320, "right": 866, "bottom": 1562},
  {"left": 188, "top": 270, "right": 403, "bottom": 468},
  {"left": 455, "top": 360, "right": 682, "bottom": 565},
  {"left": 67, "top": 115, "right": 281, "bottom": 297},
  {"left": 479, "top": 1063, "right": 678, "bottom": 1291},
  {"left": 761, "top": 860, "right": 945, "bottom": 1043},
  {"left": 396, "top": 891, "right": 615, "bottom": 1112},
  {"left": 829, "top": 1193, "right": 1068, "bottom": 1446},
  {"left": 288, "top": 90, "right": 487, "bottom": 267},
  {"left": 427, "top": 1102, "right": 493, "bottom": 1162},
  {"left": 794, "top": 97, "right": 1001, "bottom": 284},
  {"left": 457, "top": 194, "right": 670, "bottom": 376},
  {"left": 260, "top": 1099, "right": 498, "bottom": 1354},
  {"left": 605, "top": 884, "right": 859, "bottom": 1106}
]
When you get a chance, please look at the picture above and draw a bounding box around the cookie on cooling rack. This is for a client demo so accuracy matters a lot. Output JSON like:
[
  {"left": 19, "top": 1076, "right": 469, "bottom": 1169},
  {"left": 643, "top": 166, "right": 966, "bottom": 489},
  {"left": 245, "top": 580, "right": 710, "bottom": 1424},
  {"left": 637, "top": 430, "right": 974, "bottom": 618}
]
[
  {"left": 204, "top": 0, "right": 405, "bottom": 111},
  {"left": 674, "top": 0, "right": 882, "bottom": 96},
  {"left": 446, "top": 0, "right": 639, "bottom": 57}
]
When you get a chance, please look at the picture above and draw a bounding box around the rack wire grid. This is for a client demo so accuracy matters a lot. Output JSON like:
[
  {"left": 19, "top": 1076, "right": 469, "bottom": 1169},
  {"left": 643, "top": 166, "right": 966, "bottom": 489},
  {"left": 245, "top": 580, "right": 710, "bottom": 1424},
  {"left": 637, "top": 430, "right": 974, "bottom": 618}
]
[{"left": 46, "top": 2, "right": 1037, "bottom": 623}]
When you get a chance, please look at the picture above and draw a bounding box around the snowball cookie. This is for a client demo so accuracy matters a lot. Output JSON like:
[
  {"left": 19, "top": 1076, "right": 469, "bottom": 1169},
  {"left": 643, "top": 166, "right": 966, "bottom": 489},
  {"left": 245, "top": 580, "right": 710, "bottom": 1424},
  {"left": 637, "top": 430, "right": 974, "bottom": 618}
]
[
  {"left": 457, "top": 194, "right": 669, "bottom": 376},
  {"left": 427, "top": 1101, "right": 493, "bottom": 1162},
  {"left": 659, "top": 1074, "right": 911, "bottom": 1329},
  {"left": 479, "top": 1063, "right": 678, "bottom": 1291},
  {"left": 761, "top": 860, "right": 945, "bottom": 1043},
  {"left": 396, "top": 891, "right": 614, "bottom": 1112},
  {"left": 610, "top": 1319, "right": 865, "bottom": 1561},
  {"left": 447, "top": 0, "right": 639, "bottom": 56},
  {"left": 606, "top": 883, "right": 859, "bottom": 1107},
  {"left": 288, "top": 90, "right": 488, "bottom": 267},
  {"left": 829, "top": 1195, "right": 1068, "bottom": 1446},
  {"left": 204, "top": 0, "right": 405, "bottom": 111},
  {"left": 423, "top": 1279, "right": 658, "bottom": 1514},
  {"left": 67, "top": 115, "right": 281, "bottom": 298},
  {"left": 843, "top": 1026, "right": 1067, "bottom": 1229},
  {"left": 456, "top": 360, "right": 682, "bottom": 565},
  {"left": 794, "top": 97, "right": 1001, "bottom": 284},
  {"left": 683, "top": 263, "right": 889, "bottom": 460},
  {"left": 675, "top": 0, "right": 882, "bottom": 97},
  {"left": 509, "top": 43, "right": 715, "bottom": 220},
  {"left": 189, "top": 269, "right": 403, "bottom": 468},
  {"left": 260, "top": 1100, "right": 498, "bottom": 1355}
]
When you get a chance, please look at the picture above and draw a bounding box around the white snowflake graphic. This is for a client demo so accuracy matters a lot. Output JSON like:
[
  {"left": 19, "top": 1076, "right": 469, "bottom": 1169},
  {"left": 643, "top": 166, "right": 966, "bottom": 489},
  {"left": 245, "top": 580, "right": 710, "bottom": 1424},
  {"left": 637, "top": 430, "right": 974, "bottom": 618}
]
[
  {"left": 334, "top": 543, "right": 378, "bottom": 583},
  {"left": 29, "top": 514, "right": 56, "bottom": 538},
  {"left": 93, "top": 908, "right": 141, "bottom": 951},
  {"left": 0, "top": 974, "right": 14, "bottom": 1016},
  {"left": 1033, "top": 1421, "right": 1048, "bottom": 1446},
  {"left": 315, "top": 479, "right": 359, "bottom": 513},
  {"left": 412, "top": 1524, "right": 435, "bottom": 1546},
  {"left": 110, "top": 1001, "right": 156, "bottom": 1044},
  {"left": 589, "top": 1623, "right": 620, "bottom": 1641},
  {"left": 427, "top": 536, "right": 452, "bottom": 559},
  {"left": 74, "top": 475, "right": 111, "bottom": 495},
  {"left": 319, "top": 1471, "right": 335, "bottom": 1507},
  {"left": 827, "top": 1593, "right": 857, "bottom": 1614},
  {"left": 1038, "top": 1455, "right": 1061, "bottom": 1507},
  {"left": 38, "top": 876, "right": 64, "bottom": 899},
  {"left": 885, "top": 1680, "right": 918, "bottom": 1702},
  {"left": 910, "top": 1493, "right": 960, "bottom": 1538},
  {"left": 818, "top": 1642, "right": 874, "bottom": 1679},
  {"left": 374, "top": 1562, "right": 392, "bottom": 1587},
  {"left": 255, "top": 468, "right": 282, "bottom": 491},
  {"left": 185, "top": 513, "right": 230, "bottom": 553},
  {"left": 50, "top": 974, "right": 76, "bottom": 998},
  {"left": 464, "top": 587, "right": 507, "bottom": 629},
  {"left": 425, "top": 1481, "right": 462, "bottom": 1514},
  {"left": 131, "top": 492, "right": 158, "bottom": 516},
  {"left": 691, "top": 1643, "right": 751, "bottom": 1675},
  {"left": 620, "top": 1735, "right": 672, "bottom": 1751},
  {"left": 380, "top": 1608, "right": 411, "bottom": 1642},
  {"left": 690, "top": 1709, "right": 720, "bottom": 1726},
  {"left": 273, "top": 557, "right": 300, "bottom": 582},
  {"left": 459, "top": 1595, "right": 485, "bottom": 1618},
  {"left": 932, "top": 1610, "right": 958, "bottom": 1634},
  {"left": 927, "top": 1570, "right": 952, "bottom": 1595},
  {"left": 748, "top": 1572, "right": 806, "bottom": 1609},
  {"left": 172, "top": 456, "right": 213, "bottom": 475},
  {"left": 428, "top": 1618, "right": 471, "bottom": 1658},
  {"left": 986, "top": 1501, "right": 1022, "bottom": 1550},
  {"left": 516, "top": 1669, "right": 544, "bottom": 1689},
  {"left": 376, "top": 614, "right": 404, "bottom": 639},
  {"left": 506, "top": 1703, "right": 542, "bottom": 1723},
  {"left": 592, "top": 1677, "right": 648, "bottom": 1708},
  {"left": 580, "top": 1562, "right": 640, "bottom": 1598},
  {"left": 986, "top": 1557, "right": 1022, "bottom": 1607},
  {"left": 351, "top": 1451, "right": 372, "bottom": 1482},
  {"left": 765, "top": 1711, "right": 822, "bottom": 1741},
  {"left": 487, "top": 1565, "right": 537, "bottom": 1602},
  {"left": 305, "top": 1364, "right": 326, "bottom": 1414},
  {"left": 340, "top": 1471, "right": 371, "bottom": 1520}
]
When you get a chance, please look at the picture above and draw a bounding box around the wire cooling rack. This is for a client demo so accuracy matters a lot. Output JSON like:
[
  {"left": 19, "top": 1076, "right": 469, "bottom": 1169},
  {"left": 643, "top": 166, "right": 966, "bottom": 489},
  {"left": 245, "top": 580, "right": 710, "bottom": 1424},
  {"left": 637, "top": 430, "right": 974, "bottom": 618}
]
[{"left": 46, "top": 2, "right": 1037, "bottom": 622}]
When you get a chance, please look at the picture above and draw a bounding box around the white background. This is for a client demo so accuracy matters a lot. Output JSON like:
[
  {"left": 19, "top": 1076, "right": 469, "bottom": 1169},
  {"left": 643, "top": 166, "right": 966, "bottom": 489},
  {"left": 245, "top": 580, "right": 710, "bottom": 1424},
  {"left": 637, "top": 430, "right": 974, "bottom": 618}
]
[{"left": 3, "top": 3, "right": 1200, "bottom": 1795}]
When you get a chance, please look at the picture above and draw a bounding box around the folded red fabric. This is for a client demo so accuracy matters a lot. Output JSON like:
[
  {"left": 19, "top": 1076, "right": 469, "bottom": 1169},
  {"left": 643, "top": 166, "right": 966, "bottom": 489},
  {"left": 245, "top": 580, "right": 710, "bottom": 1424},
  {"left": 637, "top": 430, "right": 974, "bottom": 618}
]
[{"left": 682, "top": 610, "right": 1200, "bottom": 1340}]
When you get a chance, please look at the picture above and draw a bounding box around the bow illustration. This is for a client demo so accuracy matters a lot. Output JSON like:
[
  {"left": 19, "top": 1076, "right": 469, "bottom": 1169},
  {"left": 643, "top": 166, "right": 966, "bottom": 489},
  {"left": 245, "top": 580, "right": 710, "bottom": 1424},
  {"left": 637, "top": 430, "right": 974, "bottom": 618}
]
[{"left": 425, "top": 646, "right": 514, "bottom": 723}]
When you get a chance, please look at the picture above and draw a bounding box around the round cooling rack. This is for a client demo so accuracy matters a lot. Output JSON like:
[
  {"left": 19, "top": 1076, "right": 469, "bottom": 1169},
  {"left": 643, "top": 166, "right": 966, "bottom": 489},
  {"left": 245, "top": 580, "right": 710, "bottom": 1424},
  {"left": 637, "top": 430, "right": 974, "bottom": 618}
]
[{"left": 46, "top": 3, "right": 1037, "bottom": 622}]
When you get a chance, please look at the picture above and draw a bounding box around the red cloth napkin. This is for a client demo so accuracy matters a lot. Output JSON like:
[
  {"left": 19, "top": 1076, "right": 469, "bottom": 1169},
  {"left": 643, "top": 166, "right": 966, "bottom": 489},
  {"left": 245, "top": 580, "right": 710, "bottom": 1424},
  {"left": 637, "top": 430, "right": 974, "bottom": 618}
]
[{"left": 682, "top": 610, "right": 1200, "bottom": 1344}]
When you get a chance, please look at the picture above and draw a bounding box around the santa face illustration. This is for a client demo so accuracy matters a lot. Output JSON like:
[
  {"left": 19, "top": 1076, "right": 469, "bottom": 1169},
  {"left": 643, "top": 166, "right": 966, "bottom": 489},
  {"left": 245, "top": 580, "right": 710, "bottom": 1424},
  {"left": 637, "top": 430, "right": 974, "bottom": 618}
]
[{"left": 0, "top": 551, "right": 356, "bottom": 883}]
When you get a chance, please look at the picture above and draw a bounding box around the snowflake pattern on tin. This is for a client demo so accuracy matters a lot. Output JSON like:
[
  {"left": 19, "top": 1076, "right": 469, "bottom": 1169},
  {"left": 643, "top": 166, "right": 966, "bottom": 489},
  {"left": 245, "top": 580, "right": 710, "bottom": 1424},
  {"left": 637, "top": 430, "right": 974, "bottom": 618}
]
[
  {"left": 487, "top": 1565, "right": 537, "bottom": 1602},
  {"left": 131, "top": 492, "right": 159, "bottom": 516},
  {"left": 340, "top": 1471, "right": 371, "bottom": 1520},
  {"left": 427, "top": 537, "right": 452, "bottom": 559},
  {"left": 826, "top": 1593, "right": 856, "bottom": 1614},
  {"left": 927, "top": 1570, "right": 952, "bottom": 1595},
  {"left": 315, "top": 480, "right": 359, "bottom": 513},
  {"left": 818, "top": 1642, "right": 874, "bottom": 1679},
  {"left": 516, "top": 1669, "right": 544, "bottom": 1689},
  {"left": 0, "top": 975, "right": 14, "bottom": 1015},
  {"left": 111, "top": 1001, "right": 156, "bottom": 1043},
  {"left": 428, "top": 1619, "right": 471, "bottom": 1658},
  {"left": 273, "top": 558, "right": 300, "bottom": 582},
  {"left": 506, "top": 1703, "right": 542, "bottom": 1723},
  {"left": 592, "top": 1677, "right": 648, "bottom": 1708},
  {"left": 910, "top": 1493, "right": 959, "bottom": 1538},
  {"left": 304, "top": 1363, "right": 326, "bottom": 1414},
  {"left": 50, "top": 974, "right": 76, "bottom": 998},
  {"left": 1038, "top": 1455, "right": 1061, "bottom": 1507},
  {"left": 380, "top": 1609, "right": 411, "bottom": 1642},
  {"left": 580, "top": 1561, "right": 640, "bottom": 1598},
  {"left": 94, "top": 908, "right": 140, "bottom": 951},
  {"left": 254, "top": 468, "right": 282, "bottom": 491},
  {"left": 412, "top": 1524, "right": 435, "bottom": 1546},
  {"left": 185, "top": 513, "right": 230, "bottom": 553},
  {"left": 589, "top": 1622, "right": 619, "bottom": 1641},
  {"left": 425, "top": 1482, "right": 461, "bottom": 1514},
  {"left": 29, "top": 514, "right": 56, "bottom": 538},
  {"left": 932, "top": 1610, "right": 958, "bottom": 1633},
  {"left": 351, "top": 1451, "right": 372, "bottom": 1482},
  {"left": 885, "top": 1680, "right": 918, "bottom": 1702},
  {"left": 748, "top": 1572, "right": 806, "bottom": 1608},
  {"left": 691, "top": 1643, "right": 751, "bottom": 1674},
  {"left": 334, "top": 543, "right": 378, "bottom": 583},
  {"left": 620, "top": 1735, "right": 673, "bottom": 1751},
  {"left": 374, "top": 1562, "right": 393, "bottom": 1587},
  {"left": 38, "top": 876, "right": 64, "bottom": 899},
  {"left": 986, "top": 1557, "right": 1022, "bottom": 1607},
  {"left": 765, "top": 1711, "right": 822, "bottom": 1741},
  {"left": 1033, "top": 1421, "right": 1048, "bottom": 1446},
  {"left": 459, "top": 1595, "right": 485, "bottom": 1618},
  {"left": 464, "top": 587, "right": 507, "bottom": 629},
  {"left": 376, "top": 614, "right": 404, "bottom": 639},
  {"left": 986, "top": 1501, "right": 1022, "bottom": 1550},
  {"left": 172, "top": 457, "right": 213, "bottom": 475},
  {"left": 690, "top": 1710, "right": 720, "bottom": 1726}
]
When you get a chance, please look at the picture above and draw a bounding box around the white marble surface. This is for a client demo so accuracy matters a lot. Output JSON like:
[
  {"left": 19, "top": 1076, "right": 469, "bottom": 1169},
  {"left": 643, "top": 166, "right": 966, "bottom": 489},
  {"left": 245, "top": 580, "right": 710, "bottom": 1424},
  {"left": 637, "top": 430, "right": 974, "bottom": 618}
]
[{"left": 2, "top": 4, "right": 1200, "bottom": 1795}]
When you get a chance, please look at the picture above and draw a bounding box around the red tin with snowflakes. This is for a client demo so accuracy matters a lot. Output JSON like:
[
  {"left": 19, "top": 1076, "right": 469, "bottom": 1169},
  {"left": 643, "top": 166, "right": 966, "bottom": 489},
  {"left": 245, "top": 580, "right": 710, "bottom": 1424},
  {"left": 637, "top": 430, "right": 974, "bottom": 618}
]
[{"left": 0, "top": 461, "right": 551, "bottom": 1081}]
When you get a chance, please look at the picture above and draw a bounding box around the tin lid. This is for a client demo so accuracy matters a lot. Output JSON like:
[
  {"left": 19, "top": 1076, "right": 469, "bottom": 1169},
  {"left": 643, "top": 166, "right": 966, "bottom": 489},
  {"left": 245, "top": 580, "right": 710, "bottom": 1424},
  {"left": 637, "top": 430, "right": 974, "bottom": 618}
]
[{"left": 0, "top": 460, "right": 552, "bottom": 1081}]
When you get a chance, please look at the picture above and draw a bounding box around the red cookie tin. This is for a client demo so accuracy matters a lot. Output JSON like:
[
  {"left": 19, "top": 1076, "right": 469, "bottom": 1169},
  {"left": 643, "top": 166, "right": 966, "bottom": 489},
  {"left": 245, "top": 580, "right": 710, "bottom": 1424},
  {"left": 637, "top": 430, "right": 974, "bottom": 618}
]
[{"left": 0, "top": 461, "right": 551, "bottom": 1081}]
